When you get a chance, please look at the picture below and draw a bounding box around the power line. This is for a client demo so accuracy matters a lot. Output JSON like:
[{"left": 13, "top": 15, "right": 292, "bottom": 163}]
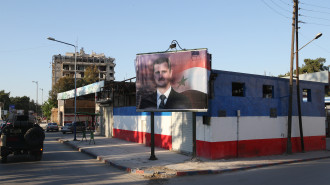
[
  {"left": 299, "top": 32, "right": 330, "bottom": 53},
  {"left": 278, "top": 0, "right": 293, "bottom": 6},
  {"left": 300, "top": 7, "right": 330, "bottom": 15},
  {"left": 302, "top": 22, "right": 330, "bottom": 27},
  {"left": 262, "top": 0, "right": 291, "bottom": 19},
  {"left": 300, "top": 14, "right": 330, "bottom": 21},
  {"left": 270, "top": 0, "right": 292, "bottom": 13},
  {"left": 300, "top": 2, "right": 330, "bottom": 10}
]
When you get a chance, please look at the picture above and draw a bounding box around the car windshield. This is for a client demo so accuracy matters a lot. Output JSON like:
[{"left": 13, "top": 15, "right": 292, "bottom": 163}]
[
  {"left": 49, "top": 123, "right": 57, "bottom": 125},
  {"left": 64, "top": 123, "right": 72, "bottom": 126}
]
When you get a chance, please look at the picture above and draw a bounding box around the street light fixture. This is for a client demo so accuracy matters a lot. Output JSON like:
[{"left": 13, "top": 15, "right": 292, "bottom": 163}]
[
  {"left": 32, "top": 81, "right": 38, "bottom": 118},
  {"left": 48, "top": 37, "right": 78, "bottom": 141},
  {"left": 287, "top": 29, "right": 323, "bottom": 154},
  {"left": 294, "top": 33, "right": 323, "bottom": 54},
  {"left": 296, "top": 32, "right": 323, "bottom": 152}
]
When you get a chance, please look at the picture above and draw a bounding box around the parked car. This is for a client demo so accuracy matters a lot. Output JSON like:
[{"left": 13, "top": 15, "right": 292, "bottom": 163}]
[
  {"left": 46, "top": 122, "right": 59, "bottom": 132},
  {"left": 61, "top": 121, "right": 86, "bottom": 134},
  {"left": 0, "top": 121, "right": 7, "bottom": 135}
]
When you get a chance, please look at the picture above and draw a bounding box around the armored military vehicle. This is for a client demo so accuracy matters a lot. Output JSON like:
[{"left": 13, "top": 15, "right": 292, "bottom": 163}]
[{"left": 0, "top": 112, "right": 45, "bottom": 163}]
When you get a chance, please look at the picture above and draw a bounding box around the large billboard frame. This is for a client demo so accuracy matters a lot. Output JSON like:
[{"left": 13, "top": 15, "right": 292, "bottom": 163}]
[{"left": 135, "top": 48, "right": 211, "bottom": 112}]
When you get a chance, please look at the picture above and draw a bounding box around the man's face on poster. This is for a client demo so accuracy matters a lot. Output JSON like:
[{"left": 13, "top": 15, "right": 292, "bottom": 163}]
[{"left": 153, "top": 62, "right": 172, "bottom": 88}]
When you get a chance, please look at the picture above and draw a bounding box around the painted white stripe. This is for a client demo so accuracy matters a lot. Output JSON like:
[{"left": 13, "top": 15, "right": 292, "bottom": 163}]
[
  {"left": 114, "top": 115, "right": 172, "bottom": 135},
  {"left": 174, "top": 67, "right": 210, "bottom": 94},
  {"left": 197, "top": 116, "right": 325, "bottom": 142},
  {"left": 114, "top": 114, "right": 325, "bottom": 142}
]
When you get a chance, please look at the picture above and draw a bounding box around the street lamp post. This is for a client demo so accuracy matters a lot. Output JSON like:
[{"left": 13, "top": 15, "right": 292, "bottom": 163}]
[
  {"left": 294, "top": 32, "right": 323, "bottom": 152},
  {"left": 40, "top": 88, "right": 43, "bottom": 119},
  {"left": 48, "top": 37, "right": 78, "bottom": 141},
  {"left": 32, "top": 81, "right": 38, "bottom": 118}
]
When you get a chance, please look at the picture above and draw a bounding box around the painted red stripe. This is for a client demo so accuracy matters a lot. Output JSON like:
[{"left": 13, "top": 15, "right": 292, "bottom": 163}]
[
  {"left": 112, "top": 128, "right": 325, "bottom": 159},
  {"left": 113, "top": 129, "right": 172, "bottom": 150},
  {"left": 174, "top": 61, "right": 210, "bottom": 73},
  {"left": 64, "top": 115, "right": 90, "bottom": 117},
  {"left": 197, "top": 136, "right": 326, "bottom": 159}
]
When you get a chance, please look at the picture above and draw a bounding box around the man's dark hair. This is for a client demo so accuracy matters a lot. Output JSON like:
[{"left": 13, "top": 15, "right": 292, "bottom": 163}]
[{"left": 153, "top": 57, "right": 171, "bottom": 71}]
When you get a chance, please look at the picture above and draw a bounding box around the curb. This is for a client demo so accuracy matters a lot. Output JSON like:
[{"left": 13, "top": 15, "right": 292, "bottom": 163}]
[
  {"left": 57, "top": 139, "right": 158, "bottom": 177},
  {"left": 175, "top": 155, "right": 330, "bottom": 177},
  {"left": 58, "top": 138, "right": 330, "bottom": 178}
]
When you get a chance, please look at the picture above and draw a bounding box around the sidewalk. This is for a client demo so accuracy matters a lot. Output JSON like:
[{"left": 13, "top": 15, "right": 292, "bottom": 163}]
[{"left": 57, "top": 134, "right": 330, "bottom": 178}]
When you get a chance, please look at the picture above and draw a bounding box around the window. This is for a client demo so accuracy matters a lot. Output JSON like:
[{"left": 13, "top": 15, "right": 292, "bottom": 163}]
[
  {"left": 263, "top": 85, "right": 273, "bottom": 98},
  {"left": 63, "top": 65, "right": 69, "bottom": 70},
  {"left": 302, "top": 89, "right": 311, "bottom": 102},
  {"left": 232, "top": 82, "right": 245, "bottom": 97},
  {"left": 99, "top": 66, "right": 106, "bottom": 71},
  {"left": 203, "top": 116, "right": 211, "bottom": 125}
]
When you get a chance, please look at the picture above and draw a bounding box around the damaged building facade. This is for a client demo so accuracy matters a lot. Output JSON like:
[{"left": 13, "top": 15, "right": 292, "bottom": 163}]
[{"left": 51, "top": 48, "right": 115, "bottom": 87}]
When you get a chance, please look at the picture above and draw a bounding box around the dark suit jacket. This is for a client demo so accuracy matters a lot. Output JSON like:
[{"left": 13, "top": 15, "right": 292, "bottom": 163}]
[{"left": 139, "top": 88, "right": 191, "bottom": 110}]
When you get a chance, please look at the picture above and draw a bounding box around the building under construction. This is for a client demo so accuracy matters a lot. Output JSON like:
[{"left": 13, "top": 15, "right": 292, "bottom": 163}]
[{"left": 51, "top": 48, "right": 115, "bottom": 87}]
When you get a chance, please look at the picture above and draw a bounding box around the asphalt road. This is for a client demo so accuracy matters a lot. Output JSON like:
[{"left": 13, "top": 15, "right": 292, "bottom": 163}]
[
  {"left": 0, "top": 132, "right": 146, "bottom": 185},
  {"left": 163, "top": 158, "right": 330, "bottom": 185},
  {"left": 1, "top": 131, "right": 330, "bottom": 185}
]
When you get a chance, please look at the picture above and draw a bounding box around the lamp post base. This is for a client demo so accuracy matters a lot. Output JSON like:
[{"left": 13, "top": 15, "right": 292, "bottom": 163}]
[{"left": 149, "top": 155, "right": 158, "bottom": 160}]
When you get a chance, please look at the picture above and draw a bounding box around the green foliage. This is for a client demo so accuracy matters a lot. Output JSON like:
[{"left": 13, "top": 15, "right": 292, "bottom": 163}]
[
  {"left": 0, "top": 90, "right": 10, "bottom": 110},
  {"left": 49, "top": 76, "right": 75, "bottom": 107},
  {"left": 278, "top": 57, "right": 327, "bottom": 77},
  {"left": 41, "top": 99, "right": 55, "bottom": 120},
  {"left": 83, "top": 65, "right": 99, "bottom": 85},
  {"left": 10, "top": 96, "right": 31, "bottom": 113},
  {"left": 299, "top": 58, "right": 328, "bottom": 74},
  {"left": 0, "top": 90, "right": 41, "bottom": 116}
]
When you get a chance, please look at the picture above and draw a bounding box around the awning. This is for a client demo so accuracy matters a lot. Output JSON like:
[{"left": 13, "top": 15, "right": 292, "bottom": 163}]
[{"left": 57, "top": 81, "right": 105, "bottom": 100}]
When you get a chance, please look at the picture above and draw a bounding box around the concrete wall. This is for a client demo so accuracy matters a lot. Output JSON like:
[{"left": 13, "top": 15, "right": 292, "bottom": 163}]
[
  {"left": 51, "top": 108, "right": 58, "bottom": 124},
  {"left": 111, "top": 70, "right": 326, "bottom": 159}
]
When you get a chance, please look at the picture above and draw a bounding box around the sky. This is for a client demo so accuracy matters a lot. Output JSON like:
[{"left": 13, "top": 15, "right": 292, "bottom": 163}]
[{"left": 0, "top": 0, "right": 329, "bottom": 104}]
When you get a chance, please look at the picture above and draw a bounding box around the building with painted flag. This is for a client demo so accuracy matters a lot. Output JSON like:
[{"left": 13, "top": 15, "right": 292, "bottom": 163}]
[
  {"left": 56, "top": 50, "right": 327, "bottom": 160},
  {"left": 111, "top": 69, "right": 326, "bottom": 159}
]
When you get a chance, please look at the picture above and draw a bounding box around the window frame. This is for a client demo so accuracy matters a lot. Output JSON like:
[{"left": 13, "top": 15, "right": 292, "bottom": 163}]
[
  {"left": 263, "top": 85, "right": 274, "bottom": 99},
  {"left": 232, "top": 82, "right": 245, "bottom": 97}
]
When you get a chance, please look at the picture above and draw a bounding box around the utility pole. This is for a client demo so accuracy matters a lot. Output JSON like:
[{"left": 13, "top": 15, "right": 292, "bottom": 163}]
[
  {"left": 32, "top": 81, "right": 38, "bottom": 118},
  {"left": 295, "top": 0, "right": 305, "bottom": 152},
  {"left": 287, "top": 0, "right": 297, "bottom": 154}
]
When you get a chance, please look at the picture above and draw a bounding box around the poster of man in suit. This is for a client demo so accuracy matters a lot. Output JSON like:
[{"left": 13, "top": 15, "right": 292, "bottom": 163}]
[{"left": 135, "top": 49, "right": 210, "bottom": 112}]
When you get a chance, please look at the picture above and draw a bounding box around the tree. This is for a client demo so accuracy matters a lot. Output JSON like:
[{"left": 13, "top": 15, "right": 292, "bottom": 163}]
[
  {"left": 41, "top": 99, "right": 55, "bottom": 120},
  {"left": 9, "top": 96, "right": 40, "bottom": 115},
  {"left": 84, "top": 65, "right": 99, "bottom": 85},
  {"left": 299, "top": 58, "right": 328, "bottom": 74},
  {"left": 49, "top": 76, "right": 75, "bottom": 107},
  {"left": 278, "top": 57, "right": 327, "bottom": 77},
  {"left": 0, "top": 90, "right": 11, "bottom": 110}
]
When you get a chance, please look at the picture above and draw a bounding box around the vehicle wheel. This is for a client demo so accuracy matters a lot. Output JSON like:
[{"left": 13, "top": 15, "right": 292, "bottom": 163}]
[
  {"left": 1, "top": 155, "right": 7, "bottom": 163},
  {"left": 24, "top": 127, "right": 45, "bottom": 146}
]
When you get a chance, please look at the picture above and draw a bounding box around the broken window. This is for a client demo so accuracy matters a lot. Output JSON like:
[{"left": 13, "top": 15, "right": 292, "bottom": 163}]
[
  {"left": 232, "top": 82, "right": 245, "bottom": 97},
  {"left": 302, "top": 89, "right": 311, "bottom": 102},
  {"left": 263, "top": 85, "right": 273, "bottom": 98}
]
